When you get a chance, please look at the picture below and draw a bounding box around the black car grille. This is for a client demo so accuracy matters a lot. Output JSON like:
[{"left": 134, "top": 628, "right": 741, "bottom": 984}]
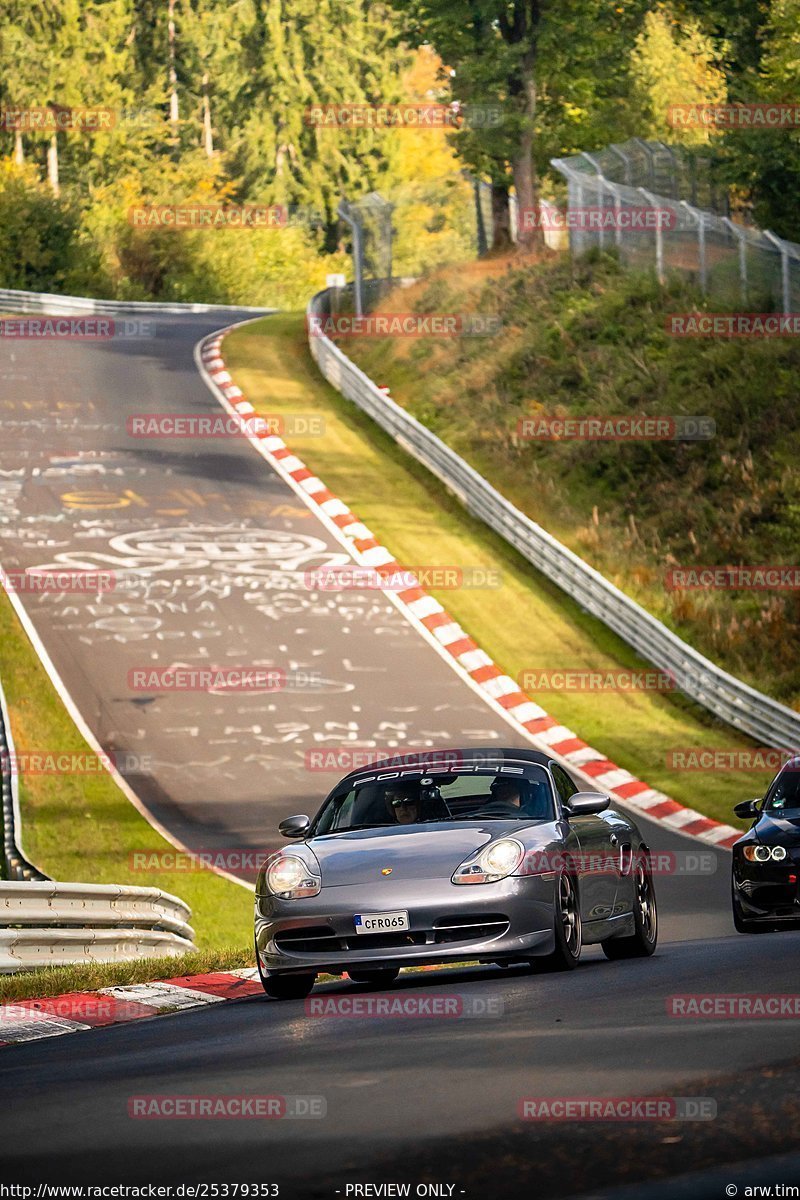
[
  {"left": 273, "top": 926, "right": 342, "bottom": 954},
  {"left": 432, "top": 913, "right": 509, "bottom": 944},
  {"left": 273, "top": 914, "right": 510, "bottom": 955},
  {"left": 343, "top": 931, "right": 428, "bottom": 951},
  {"left": 738, "top": 872, "right": 800, "bottom": 914}
]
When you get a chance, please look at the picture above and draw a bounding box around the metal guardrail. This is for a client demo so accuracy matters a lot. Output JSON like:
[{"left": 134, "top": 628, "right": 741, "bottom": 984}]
[
  {"left": 1, "top": 661, "right": 198, "bottom": 966},
  {"left": 0, "top": 287, "right": 269, "bottom": 316},
  {"left": 307, "top": 286, "right": 800, "bottom": 751},
  {"left": 0, "top": 882, "right": 195, "bottom": 972},
  {"left": 0, "top": 675, "right": 47, "bottom": 882}
]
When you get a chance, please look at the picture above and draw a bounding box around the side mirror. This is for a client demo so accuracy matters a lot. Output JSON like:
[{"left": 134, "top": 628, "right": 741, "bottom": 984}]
[
  {"left": 278, "top": 813, "right": 311, "bottom": 839},
  {"left": 563, "top": 792, "right": 610, "bottom": 817},
  {"left": 734, "top": 799, "right": 761, "bottom": 820}
]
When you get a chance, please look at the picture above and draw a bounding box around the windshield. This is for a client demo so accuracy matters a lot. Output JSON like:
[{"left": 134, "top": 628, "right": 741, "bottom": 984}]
[
  {"left": 764, "top": 763, "right": 800, "bottom": 813},
  {"left": 310, "top": 765, "right": 556, "bottom": 834}
]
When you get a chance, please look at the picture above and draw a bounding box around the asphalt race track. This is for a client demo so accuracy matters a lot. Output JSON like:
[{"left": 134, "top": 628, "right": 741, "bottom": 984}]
[
  {"left": 1, "top": 937, "right": 800, "bottom": 1196},
  {"left": 0, "top": 310, "right": 530, "bottom": 858},
  {"left": 1, "top": 310, "right": 798, "bottom": 1197}
]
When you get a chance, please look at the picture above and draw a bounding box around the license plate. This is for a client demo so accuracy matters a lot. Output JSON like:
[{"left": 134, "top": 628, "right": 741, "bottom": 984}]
[{"left": 354, "top": 910, "right": 409, "bottom": 934}]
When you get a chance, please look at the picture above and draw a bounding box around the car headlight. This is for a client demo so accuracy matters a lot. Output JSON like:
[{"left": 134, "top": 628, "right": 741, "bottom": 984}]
[
  {"left": 265, "top": 853, "right": 321, "bottom": 898},
  {"left": 452, "top": 838, "right": 525, "bottom": 885},
  {"left": 743, "top": 844, "right": 786, "bottom": 863}
]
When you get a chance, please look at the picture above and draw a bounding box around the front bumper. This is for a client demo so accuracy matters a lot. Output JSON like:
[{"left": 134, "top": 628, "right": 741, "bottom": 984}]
[
  {"left": 255, "top": 875, "right": 555, "bottom": 974},
  {"left": 734, "top": 858, "right": 800, "bottom": 921}
]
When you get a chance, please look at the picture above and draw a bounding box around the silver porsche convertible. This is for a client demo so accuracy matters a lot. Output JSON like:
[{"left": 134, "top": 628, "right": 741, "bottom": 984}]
[{"left": 254, "top": 747, "right": 658, "bottom": 998}]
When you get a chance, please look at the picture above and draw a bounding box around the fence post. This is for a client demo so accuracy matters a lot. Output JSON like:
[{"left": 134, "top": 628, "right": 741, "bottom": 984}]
[
  {"left": 580, "top": 153, "right": 606, "bottom": 250},
  {"left": 607, "top": 181, "right": 624, "bottom": 249},
  {"left": 474, "top": 180, "right": 489, "bottom": 256},
  {"left": 764, "top": 231, "right": 791, "bottom": 313},
  {"left": 633, "top": 138, "right": 656, "bottom": 188},
  {"left": 386, "top": 204, "right": 394, "bottom": 284},
  {"left": 608, "top": 143, "right": 632, "bottom": 185},
  {"left": 640, "top": 188, "right": 664, "bottom": 283},
  {"left": 656, "top": 141, "right": 679, "bottom": 196},
  {"left": 688, "top": 155, "right": 698, "bottom": 206},
  {"left": 574, "top": 178, "right": 584, "bottom": 256},
  {"left": 337, "top": 200, "right": 364, "bottom": 317},
  {"left": 698, "top": 212, "right": 708, "bottom": 296},
  {"left": 724, "top": 219, "right": 748, "bottom": 306},
  {"left": 678, "top": 202, "right": 707, "bottom": 295}
]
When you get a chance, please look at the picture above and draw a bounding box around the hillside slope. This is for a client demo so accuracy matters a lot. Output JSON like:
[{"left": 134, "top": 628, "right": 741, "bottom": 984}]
[{"left": 342, "top": 252, "right": 800, "bottom": 711}]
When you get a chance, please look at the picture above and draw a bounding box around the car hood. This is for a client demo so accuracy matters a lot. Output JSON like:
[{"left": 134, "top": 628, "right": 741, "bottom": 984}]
[
  {"left": 753, "top": 812, "right": 800, "bottom": 845},
  {"left": 307, "top": 820, "right": 557, "bottom": 886}
]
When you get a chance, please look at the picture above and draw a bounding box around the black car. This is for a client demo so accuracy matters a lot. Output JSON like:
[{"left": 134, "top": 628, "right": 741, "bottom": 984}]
[{"left": 732, "top": 756, "right": 800, "bottom": 933}]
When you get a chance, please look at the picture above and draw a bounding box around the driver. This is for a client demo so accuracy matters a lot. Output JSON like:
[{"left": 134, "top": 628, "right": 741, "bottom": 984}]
[
  {"left": 384, "top": 782, "right": 420, "bottom": 825},
  {"left": 482, "top": 778, "right": 523, "bottom": 812}
]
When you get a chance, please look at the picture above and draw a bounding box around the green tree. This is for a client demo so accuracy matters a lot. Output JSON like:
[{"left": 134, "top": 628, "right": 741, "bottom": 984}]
[
  {"left": 630, "top": 5, "right": 728, "bottom": 146},
  {"left": 383, "top": 46, "right": 475, "bottom": 274},
  {"left": 0, "top": 159, "right": 106, "bottom": 291},
  {"left": 0, "top": 1, "right": 166, "bottom": 194},
  {"left": 0, "top": 1, "right": 58, "bottom": 173},
  {"left": 388, "top": 0, "right": 651, "bottom": 252},
  {"left": 723, "top": 0, "right": 800, "bottom": 239},
  {"left": 185, "top": 0, "right": 410, "bottom": 248},
  {"left": 676, "top": 0, "right": 770, "bottom": 86}
]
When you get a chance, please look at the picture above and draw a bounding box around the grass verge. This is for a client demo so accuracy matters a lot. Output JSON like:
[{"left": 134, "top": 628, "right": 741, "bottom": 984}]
[
  {"left": 224, "top": 312, "right": 773, "bottom": 828},
  {"left": 0, "top": 946, "right": 255, "bottom": 1004},
  {"left": 0, "top": 952, "right": 463, "bottom": 1004},
  {"left": 341, "top": 251, "right": 800, "bottom": 709},
  {"left": 0, "top": 588, "right": 253, "bottom": 949}
]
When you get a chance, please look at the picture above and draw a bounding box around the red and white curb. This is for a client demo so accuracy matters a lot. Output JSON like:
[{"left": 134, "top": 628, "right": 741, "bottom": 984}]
[
  {"left": 0, "top": 968, "right": 262, "bottom": 1047},
  {"left": 195, "top": 329, "right": 742, "bottom": 852}
]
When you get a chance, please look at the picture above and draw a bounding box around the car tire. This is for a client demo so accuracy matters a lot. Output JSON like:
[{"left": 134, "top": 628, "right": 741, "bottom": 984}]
[
  {"left": 256, "top": 942, "right": 316, "bottom": 999},
  {"left": 346, "top": 969, "right": 400, "bottom": 987},
  {"left": 602, "top": 860, "right": 658, "bottom": 960},
  {"left": 537, "top": 872, "right": 582, "bottom": 971},
  {"left": 260, "top": 971, "right": 316, "bottom": 1000}
]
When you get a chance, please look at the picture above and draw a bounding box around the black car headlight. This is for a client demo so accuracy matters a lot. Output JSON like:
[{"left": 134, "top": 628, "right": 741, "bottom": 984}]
[
  {"left": 743, "top": 844, "right": 786, "bottom": 863},
  {"left": 266, "top": 853, "right": 321, "bottom": 898},
  {"left": 452, "top": 838, "right": 525, "bottom": 885}
]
